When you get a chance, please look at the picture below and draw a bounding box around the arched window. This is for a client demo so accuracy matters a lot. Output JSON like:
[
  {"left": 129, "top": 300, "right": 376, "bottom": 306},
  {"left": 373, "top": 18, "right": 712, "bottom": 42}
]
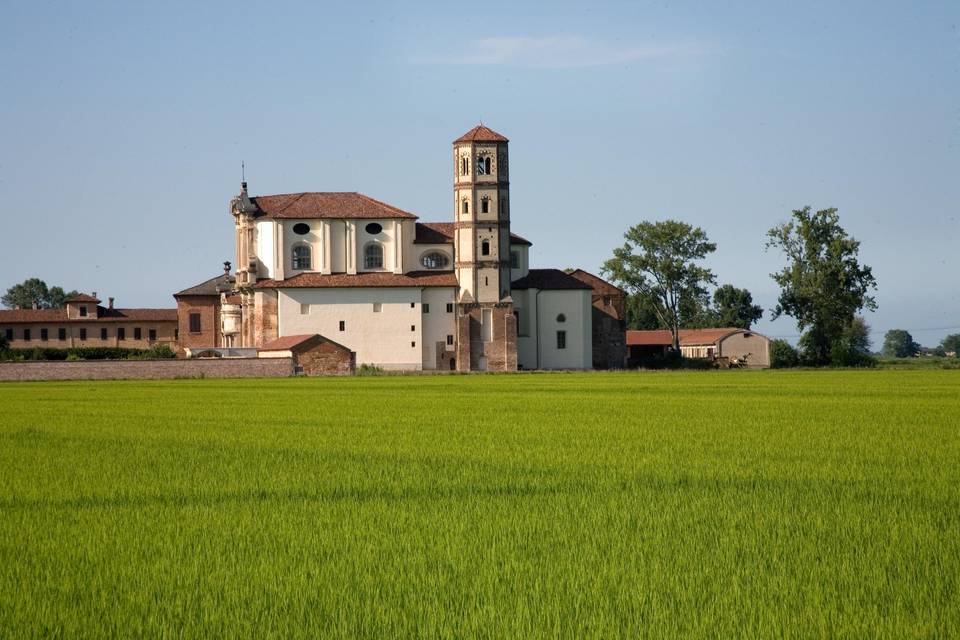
[
  {"left": 477, "top": 156, "right": 491, "bottom": 174},
  {"left": 462, "top": 200, "right": 469, "bottom": 214},
  {"left": 481, "top": 240, "right": 490, "bottom": 256},
  {"left": 420, "top": 252, "right": 449, "bottom": 269},
  {"left": 481, "top": 197, "right": 490, "bottom": 214},
  {"left": 292, "top": 245, "right": 311, "bottom": 270},
  {"left": 460, "top": 157, "right": 468, "bottom": 176},
  {"left": 556, "top": 313, "right": 566, "bottom": 323},
  {"left": 364, "top": 243, "right": 384, "bottom": 270}
]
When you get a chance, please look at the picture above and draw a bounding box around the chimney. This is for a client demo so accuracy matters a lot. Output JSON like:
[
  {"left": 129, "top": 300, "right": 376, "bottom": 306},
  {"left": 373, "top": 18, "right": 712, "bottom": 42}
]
[
  {"left": 31, "top": 300, "right": 38, "bottom": 310},
  {"left": 223, "top": 261, "right": 232, "bottom": 275},
  {"left": 108, "top": 297, "right": 114, "bottom": 309}
]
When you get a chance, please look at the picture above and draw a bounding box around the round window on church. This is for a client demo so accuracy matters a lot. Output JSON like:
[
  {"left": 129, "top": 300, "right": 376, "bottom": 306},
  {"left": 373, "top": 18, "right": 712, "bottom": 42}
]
[
  {"left": 293, "top": 223, "right": 310, "bottom": 235},
  {"left": 365, "top": 222, "right": 383, "bottom": 235},
  {"left": 421, "top": 252, "right": 449, "bottom": 269},
  {"left": 556, "top": 314, "right": 566, "bottom": 323}
]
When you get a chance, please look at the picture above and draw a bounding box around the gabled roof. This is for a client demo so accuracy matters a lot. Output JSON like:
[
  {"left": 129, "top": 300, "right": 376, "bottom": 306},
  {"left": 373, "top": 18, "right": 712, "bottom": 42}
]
[
  {"left": 260, "top": 333, "right": 354, "bottom": 354},
  {"left": 174, "top": 273, "right": 235, "bottom": 297},
  {"left": 567, "top": 269, "right": 624, "bottom": 295},
  {"left": 511, "top": 269, "right": 593, "bottom": 291},
  {"left": 255, "top": 271, "right": 459, "bottom": 289},
  {"left": 626, "top": 328, "right": 759, "bottom": 347},
  {"left": 65, "top": 293, "right": 100, "bottom": 303},
  {"left": 413, "top": 222, "right": 532, "bottom": 246},
  {"left": 454, "top": 125, "right": 509, "bottom": 143},
  {"left": 249, "top": 192, "right": 418, "bottom": 220}
]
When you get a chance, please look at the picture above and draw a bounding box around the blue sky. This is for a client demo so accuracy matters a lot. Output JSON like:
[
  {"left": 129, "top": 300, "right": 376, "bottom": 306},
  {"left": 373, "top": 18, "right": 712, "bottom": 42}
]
[{"left": 2, "top": 0, "right": 958, "bottom": 346}]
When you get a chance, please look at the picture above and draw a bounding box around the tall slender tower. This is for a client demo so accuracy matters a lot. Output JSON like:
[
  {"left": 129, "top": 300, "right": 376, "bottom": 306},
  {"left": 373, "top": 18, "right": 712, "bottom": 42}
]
[{"left": 452, "top": 125, "right": 517, "bottom": 371}]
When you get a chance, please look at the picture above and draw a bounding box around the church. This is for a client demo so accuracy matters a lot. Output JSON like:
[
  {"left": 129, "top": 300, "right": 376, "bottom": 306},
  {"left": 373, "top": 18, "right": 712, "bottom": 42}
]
[{"left": 198, "top": 125, "right": 611, "bottom": 371}]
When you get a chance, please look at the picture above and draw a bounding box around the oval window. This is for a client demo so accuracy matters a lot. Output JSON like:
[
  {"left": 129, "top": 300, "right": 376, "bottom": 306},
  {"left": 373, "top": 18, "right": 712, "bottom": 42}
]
[
  {"left": 365, "top": 222, "right": 383, "bottom": 235},
  {"left": 293, "top": 223, "right": 310, "bottom": 235},
  {"left": 421, "top": 252, "right": 449, "bottom": 269},
  {"left": 556, "top": 314, "right": 566, "bottom": 323}
]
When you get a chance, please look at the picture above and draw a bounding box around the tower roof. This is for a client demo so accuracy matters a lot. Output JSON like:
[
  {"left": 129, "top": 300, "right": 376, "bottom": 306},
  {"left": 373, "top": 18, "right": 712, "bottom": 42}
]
[{"left": 454, "top": 125, "right": 509, "bottom": 144}]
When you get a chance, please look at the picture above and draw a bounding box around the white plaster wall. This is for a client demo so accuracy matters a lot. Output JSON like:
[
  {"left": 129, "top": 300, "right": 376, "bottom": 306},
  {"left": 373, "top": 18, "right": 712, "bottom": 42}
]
[
  {"left": 510, "top": 244, "right": 529, "bottom": 282},
  {"left": 420, "top": 287, "right": 457, "bottom": 369},
  {"left": 515, "top": 289, "right": 591, "bottom": 370},
  {"left": 406, "top": 244, "right": 454, "bottom": 274},
  {"left": 278, "top": 287, "right": 455, "bottom": 370},
  {"left": 327, "top": 220, "right": 346, "bottom": 273},
  {"left": 279, "top": 219, "right": 322, "bottom": 277},
  {"left": 354, "top": 219, "right": 396, "bottom": 272},
  {"left": 255, "top": 221, "right": 275, "bottom": 279}
]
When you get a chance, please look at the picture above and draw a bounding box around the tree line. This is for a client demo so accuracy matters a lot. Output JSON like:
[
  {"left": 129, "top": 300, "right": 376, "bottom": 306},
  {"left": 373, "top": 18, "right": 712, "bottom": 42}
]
[{"left": 602, "top": 206, "right": 957, "bottom": 367}]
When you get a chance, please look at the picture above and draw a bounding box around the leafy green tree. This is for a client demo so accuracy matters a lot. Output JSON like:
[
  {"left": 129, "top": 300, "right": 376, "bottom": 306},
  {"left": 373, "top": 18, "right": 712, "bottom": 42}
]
[
  {"left": 708, "top": 284, "right": 763, "bottom": 329},
  {"left": 940, "top": 334, "right": 960, "bottom": 357},
  {"left": 2, "top": 278, "right": 79, "bottom": 309},
  {"left": 882, "top": 329, "right": 920, "bottom": 358},
  {"left": 769, "top": 339, "right": 800, "bottom": 368},
  {"left": 602, "top": 220, "right": 716, "bottom": 351},
  {"left": 766, "top": 207, "right": 877, "bottom": 365},
  {"left": 825, "top": 316, "right": 875, "bottom": 367}
]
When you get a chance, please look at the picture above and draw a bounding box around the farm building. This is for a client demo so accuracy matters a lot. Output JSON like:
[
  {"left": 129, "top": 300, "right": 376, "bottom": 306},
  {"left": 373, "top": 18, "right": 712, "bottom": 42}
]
[{"left": 627, "top": 328, "right": 771, "bottom": 368}]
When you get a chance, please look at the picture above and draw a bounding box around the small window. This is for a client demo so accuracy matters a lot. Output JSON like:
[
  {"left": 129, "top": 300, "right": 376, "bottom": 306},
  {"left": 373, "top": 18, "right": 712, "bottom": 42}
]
[
  {"left": 189, "top": 313, "right": 201, "bottom": 333},
  {"left": 100, "top": 327, "right": 108, "bottom": 340},
  {"left": 149, "top": 329, "right": 156, "bottom": 341},
  {"left": 556, "top": 314, "right": 566, "bottom": 323},
  {"left": 410, "top": 302, "right": 415, "bottom": 308},
  {"left": 481, "top": 240, "right": 490, "bottom": 256},
  {"left": 446, "top": 335, "right": 454, "bottom": 346},
  {"left": 460, "top": 156, "right": 468, "bottom": 176},
  {"left": 410, "top": 325, "right": 416, "bottom": 332},
  {"left": 365, "top": 222, "right": 383, "bottom": 235},
  {"left": 423, "top": 304, "right": 430, "bottom": 313},
  {"left": 364, "top": 243, "right": 384, "bottom": 270},
  {"left": 510, "top": 251, "right": 519, "bottom": 269},
  {"left": 481, "top": 198, "right": 490, "bottom": 214},
  {"left": 79, "top": 328, "right": 87, "bottom": 340},
  {"left": 339, "top": 320, "right": 345, "bottom": 332},
  {"left": 603, "top": 296, "right": 611, "bottom": 306},
  {"left": 421, "top": 252, "right": 449, "bottom": 269},
  {"left": 293, "top": 223, "right": 310, "bottom": 235},
  {"left": 134, "top": 328, "right": 142, "bottom": 340},
  {"left": 446, "top": 303, "right": 454, "bottom": 313},
  {"left": 481, "top": 308, "right": 493, "bottom": 342},
  {"left": 477, "top": 156, "right": 491, "bottom": 175},
  {"left": 462, "top": 200, "right": 469, "bottom": 214},
  {"left": 118, "top": 328, "right": 125, "bottom": 341},
  {"left": 174, "top": 329, "right": 179, "bottom": 340},
  {"left": 449, "top": 358, "right": 456, "bottom": 370},
  {"left": 40, "top": 328, "right": 48, "bottom": 341},
  {"left": 373, "top": 303, "right": 382, "bottom": 313},
  {"left": 4, "top": 328, "right": 12, "bottom": 340},
  {"left": 300, "top": 303, "right": 310, "bottom": 315},
  {"left": 79, "top": 306, "right": 87, "bottom": 317},
  {"left": 292, "top": 245, "right": 311, "bottom": 270},
  {"left": 411, "top": 341, "right": 416, "bottom": 348},
  {"left": 557, "top": 330, "right": 567, "bottom": 349},
  {"left": 58, "top": 328, "right": 66, "bottom": 341}
]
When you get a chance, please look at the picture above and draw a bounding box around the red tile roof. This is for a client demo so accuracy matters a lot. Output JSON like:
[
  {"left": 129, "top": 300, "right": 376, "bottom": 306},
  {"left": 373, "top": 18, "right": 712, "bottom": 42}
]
[
  {"left": 255, "top": 271, "right": 459, "bottom": 289},
  {"left": 567, "top": 269, "right": 625, "bottom": 295},
  {"left": 414, "top": 222, "right": 532, "bottom": 246},
  {"left": 626, "top": 328, "right": 751, "bottom": 347},
  {"left": 454, "top": 125, "right": 509, "bottom": 143},
  {"left": 259, "top": 334, "right": 320, "bottom": 351},
  {"left": 0, "top": 307, "right": 177, "bottom": 324},
  {"left": 511, "top": 269, "right": 593, "bottom": 291},
  {"left": 249, "top": 192, "right": 418, "bottom": 220},
  {"left": 65, "top": 293, "right": 100, "bottom": 303},
  {"left": 174, "top": 273, "right": 235, "bottom": 297}
]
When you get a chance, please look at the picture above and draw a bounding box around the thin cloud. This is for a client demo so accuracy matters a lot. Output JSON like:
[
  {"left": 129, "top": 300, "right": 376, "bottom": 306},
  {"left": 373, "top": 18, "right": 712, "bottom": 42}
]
[{"left": 418, "top": 36, "right": 706, "bottom": 69}]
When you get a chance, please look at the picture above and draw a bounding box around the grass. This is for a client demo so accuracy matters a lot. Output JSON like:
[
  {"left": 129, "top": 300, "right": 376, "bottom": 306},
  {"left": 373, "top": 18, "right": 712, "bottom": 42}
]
[{"left": 1, "top": 370, "right": 958, "bottom": 638}]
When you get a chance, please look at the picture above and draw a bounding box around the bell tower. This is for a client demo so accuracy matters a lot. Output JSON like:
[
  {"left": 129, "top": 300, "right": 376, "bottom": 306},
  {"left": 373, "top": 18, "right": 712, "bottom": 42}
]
[
  {"left": 453, "top": 125, "right": 512, "bottom": 302},
  {"left": 452, "top": 125, "right": 517, "bottom": 371}
]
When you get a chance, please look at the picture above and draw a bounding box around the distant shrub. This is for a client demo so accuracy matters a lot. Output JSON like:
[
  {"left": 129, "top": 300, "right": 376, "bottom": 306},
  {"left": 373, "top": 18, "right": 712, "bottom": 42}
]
[
  {"left": 769, "top": 340, "right": 800, "bottom": 368},
  {"left": 65, "top": 353, "right": 81, "bottom": 362},
  {"left": 357, "top": 363, "right": 384, "bottom": 376},
  {"left": 2, "top": 346, "right": 176, "bottom": 362}
]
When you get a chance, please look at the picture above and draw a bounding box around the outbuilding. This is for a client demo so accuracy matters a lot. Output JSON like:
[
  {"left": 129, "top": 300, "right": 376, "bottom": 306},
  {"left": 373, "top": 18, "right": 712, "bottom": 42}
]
[
  {"left": 258, "top": 334, "right": 356, "bottom": 376},
  {"left": 626, "top": 328, "right": 771, "bottom": 368}
]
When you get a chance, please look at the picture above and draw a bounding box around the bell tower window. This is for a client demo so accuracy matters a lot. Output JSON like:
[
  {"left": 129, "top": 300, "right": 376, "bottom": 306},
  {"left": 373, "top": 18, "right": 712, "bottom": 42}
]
[
  {"left": 481, "top": 240, "right": 490, "bottom": 256},
  {"left": 462, "top": 200, "right": 469, "bottom": 214},
  {"left": 477, "top": 156, "right": 491, "bottom": 175},
  {"left": 460, "top": 157, "right": 468, "bottom": 176},
  {"left": 481, "top": 197, "right": 490, "bottom": 214}
]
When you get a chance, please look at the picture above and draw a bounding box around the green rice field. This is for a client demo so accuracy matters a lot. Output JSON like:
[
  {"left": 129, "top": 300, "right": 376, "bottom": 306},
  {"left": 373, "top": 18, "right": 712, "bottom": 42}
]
[{"left": 1, "top": 370, "right": 958, "bottom": 638}]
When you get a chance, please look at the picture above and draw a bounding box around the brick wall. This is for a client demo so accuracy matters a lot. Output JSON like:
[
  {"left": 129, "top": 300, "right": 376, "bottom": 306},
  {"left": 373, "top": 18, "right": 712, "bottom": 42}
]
[
  {"left": 0, "top": 357, "right": 293, "bottom": 381},
  {"left": 455, "top": 303, "right": 517, "bottom": 372},
  {"left": 296, "top": 341, "right": 355, "bottom": 376},
  {"left": 176, "top": 297, "right": 220, "bottom": 353}
]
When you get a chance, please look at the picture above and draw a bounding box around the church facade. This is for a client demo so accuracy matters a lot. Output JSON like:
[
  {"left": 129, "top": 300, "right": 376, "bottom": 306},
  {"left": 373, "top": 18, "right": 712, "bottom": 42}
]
[{"left": 218, "top": 125, "right": 594, "bottom": 371}]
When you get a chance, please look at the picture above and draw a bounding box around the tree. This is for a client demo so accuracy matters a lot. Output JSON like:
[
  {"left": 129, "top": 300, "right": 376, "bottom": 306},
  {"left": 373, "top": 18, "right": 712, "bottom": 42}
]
[
  {"left": 708, "top": 284, "right": 763, "bottom": 329},
  {"left": 824, "top": 316, "right": 875, "bottom": 367},
  {"left": 2, "top": 279, "right": 79, "bottom": 309},
  {"left": 882, "top": 329, "right": 920, "bottom": 358},
  {"left": 769, "top": 339, "right": 799, "bottom": 368},
  {"left": 766, "top": 207, "right": 877, "bottom": 365},
  {"left": 941, "top": 334, "right": 960, "bottom": 357},
  {"left": 602, "top": 220, "right": 716, "bottom": 351}
]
